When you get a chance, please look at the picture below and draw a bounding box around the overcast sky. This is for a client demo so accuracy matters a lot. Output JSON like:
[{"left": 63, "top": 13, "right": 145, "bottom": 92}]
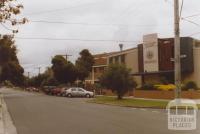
[{"left": 1, "top": 0, "right": 200, "bottom": 76}]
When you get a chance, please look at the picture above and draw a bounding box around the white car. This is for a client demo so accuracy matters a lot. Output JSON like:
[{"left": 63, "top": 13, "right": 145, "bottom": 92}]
[{"left": 65, "top": 88, "right": 94, "bottom": 98}]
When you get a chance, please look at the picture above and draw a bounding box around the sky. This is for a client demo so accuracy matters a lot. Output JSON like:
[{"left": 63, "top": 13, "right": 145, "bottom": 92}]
[{"left": 1, "top": 0, "right": 200, "bottom": 76}]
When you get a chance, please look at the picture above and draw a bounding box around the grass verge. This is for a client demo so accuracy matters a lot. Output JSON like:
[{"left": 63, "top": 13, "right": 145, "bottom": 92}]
[{"left": 88, "top": 96, "right": 169, "bottom": 109}]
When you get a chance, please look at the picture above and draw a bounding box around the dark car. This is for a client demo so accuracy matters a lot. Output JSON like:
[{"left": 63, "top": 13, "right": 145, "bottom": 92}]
[
  {"left": 51, "top": 88, "right": 63, "bottom": 96},
  {"left": 43, "top": 86, "right": 56, "bottom": 95}
]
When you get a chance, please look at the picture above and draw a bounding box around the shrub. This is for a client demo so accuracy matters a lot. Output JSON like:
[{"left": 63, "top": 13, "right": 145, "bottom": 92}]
[
  {"left": 182, "top": 81, "right": 198, "bottom": 91},
  {"left": 160, "top": 77, "right": 169, "bottom": 85},
  {"left": 155, "top": 84, "right": 176, "bottom": 91},
  {"left": 2, "top": 80, "right": 14, "bottom": 88},
  {"left": 139, "top": 83, "right": 156, "bottom": 90}
]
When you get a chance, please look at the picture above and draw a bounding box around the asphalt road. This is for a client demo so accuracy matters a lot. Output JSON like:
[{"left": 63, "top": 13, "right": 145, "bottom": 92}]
[{"left": 1, "top": 88, "right": 200, "bottom": 134}]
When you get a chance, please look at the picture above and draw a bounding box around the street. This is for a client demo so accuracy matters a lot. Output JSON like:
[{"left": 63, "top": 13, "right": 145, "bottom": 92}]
[{"left": 1, "top": 88, "right": 200, "bottom": 134}]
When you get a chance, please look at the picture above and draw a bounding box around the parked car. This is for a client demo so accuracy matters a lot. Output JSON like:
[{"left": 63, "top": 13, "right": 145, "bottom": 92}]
[
  {"left": 43, "top": 86, "right": 56, "bottom": 95},
  {"left": 65, "top": 87, "right": 94, "bottom": 98},
  {"left": 26, "top": 87, "right": 39, "bottom": 92},
  {"left": 51, "top": 88, "right": 63, "bottom": 96},
  {"left": 60, "top": 87, "right": 68, "bottom": 97}
]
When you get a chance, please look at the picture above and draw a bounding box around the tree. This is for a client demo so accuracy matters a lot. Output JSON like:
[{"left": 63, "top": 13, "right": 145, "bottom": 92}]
[
  {"left": 0, "top": 35, "right": 24, "bottom": 86},
  {"left": 0, "top": 0, "right": 27, "bottom": 86},
  {"left": 100, "top": 64, "right": 137, "bottom": 99},
  {"left": 0, "top": 35, "right": 18, "bottom": 64},
  {"left": 51, "top": 55, "right": 77, "bottom": 84},
  {"left": 27, "top": 67, "right": 58, "bottom": 87},
  {"left": 75, "top": 49, "right": 94, "bottom": 81},
  {"left": 0, "top": 0, "right": 27, "bottom": 33}
]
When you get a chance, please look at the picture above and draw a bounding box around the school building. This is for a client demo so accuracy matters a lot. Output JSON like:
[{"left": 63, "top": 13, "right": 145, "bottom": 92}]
[{"left": 86, "top": 33, "right": 200, "bottom": 87}]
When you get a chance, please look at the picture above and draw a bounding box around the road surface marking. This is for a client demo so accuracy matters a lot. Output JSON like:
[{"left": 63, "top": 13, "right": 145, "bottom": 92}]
[
  {"left": 152, "top": 111, "right": 160, "bottom": 114},
  {"left": 140, "top": 108, "right": 147, "bottom": 111}
]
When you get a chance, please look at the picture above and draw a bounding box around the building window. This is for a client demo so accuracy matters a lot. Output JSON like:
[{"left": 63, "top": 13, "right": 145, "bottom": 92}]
[
  {"left": 99, "top": 67, "right": 104, "bottom": 72},
  {"left": 115, "top": 56, "right": 119, "bottom": 63},
  {"left": 94, "top": 68, "right": 97, "bottom": 73},
  {"left": 109, "top": 57, "right": 113, "bottom": 64},
  {"left": 121, "top": 54, "right": 125, "bottom": 64},
  {"left": 195, "top": 43, "right": 200, "bottom": 48}
]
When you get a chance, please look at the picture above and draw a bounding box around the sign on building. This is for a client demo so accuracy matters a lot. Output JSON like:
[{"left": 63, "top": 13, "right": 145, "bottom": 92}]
[{"left": 143, "top": 33, "right": 159, "bottom": 72}]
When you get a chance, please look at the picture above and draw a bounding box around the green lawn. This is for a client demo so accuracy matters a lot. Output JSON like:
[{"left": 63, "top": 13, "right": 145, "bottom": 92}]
[{"left": 88, "top": 96, "right": 170, "bottom": 109}]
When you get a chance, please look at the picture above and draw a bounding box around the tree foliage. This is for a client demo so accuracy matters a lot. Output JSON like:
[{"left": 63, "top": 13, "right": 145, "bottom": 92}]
[
  {"left": 0, "top": 0, "right": 27, "bottom": 33},
  {"left": 27, "top": 68, "right": 58, "bottom": 87},
  {"left": 0, "top": 35, "right": 24, "bottom": 86},
  {"left": 100, "top": 64, "right": 137, "bottom": 99},
  {"left": 76, "top": 49, "right": 94, "bottom": 81},
  {"left": 52, "top": 55, "right": 77, "bottom": 84}
]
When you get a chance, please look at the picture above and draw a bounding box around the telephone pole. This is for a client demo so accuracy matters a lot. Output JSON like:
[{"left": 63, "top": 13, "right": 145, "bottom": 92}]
[
  {"left": 36, "top": 67, "right": 41, "bottom": 75},
  {"left": 27, "top": 72, "right": 30, "bottom": 78},
  {"left": 62, "top": 54, "right": 72, "bottom": 61},
  {"left": 57, "top": 54, "right": 72, "bottom": 61},
  {"left": 174, "top": 0, "right": 181, "bottom": 98}
]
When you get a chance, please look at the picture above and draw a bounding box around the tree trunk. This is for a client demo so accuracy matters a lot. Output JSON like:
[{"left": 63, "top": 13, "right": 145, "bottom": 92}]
[{"left": 117, "top": 94, "right": 122, "bottom": 100}]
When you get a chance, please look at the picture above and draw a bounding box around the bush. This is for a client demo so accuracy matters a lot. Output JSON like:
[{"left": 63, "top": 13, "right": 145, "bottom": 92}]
[
  {"left": 138, "top": 83, "right": 156, "bottom": 90},
  {"left": 154, "top": 84, "right": 176, "bottom": 91},
  {"left": 2, "top": 80, "right": 14, "bottom": 88},
  {"left": 182, "top": 81, "right": 198, "bottom": 91},
  {"left": 160, "top": 77, "right": 169, "bottom": 85}
]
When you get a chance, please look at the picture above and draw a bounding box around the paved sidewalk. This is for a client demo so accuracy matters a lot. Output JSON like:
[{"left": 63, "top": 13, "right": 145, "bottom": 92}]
[{"left": 97, "top": 95, "right": 200, "bottom": 104}]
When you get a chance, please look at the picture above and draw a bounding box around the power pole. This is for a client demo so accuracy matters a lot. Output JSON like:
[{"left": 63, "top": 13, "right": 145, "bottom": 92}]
[
  {"left": 63, "top": 54, "right": 72, "bottom": 61},
  {"left": 27, "top": 72, "right": 30, "bottom": 78},
  {"left": 36, "top": 67, "right": 41, "bottom": 75},
  {"left": 58, "top": 54, "right": 72, "bottom": 61},
  {"left": 174, "top": 0, "right": 181, "bottom": 98}
]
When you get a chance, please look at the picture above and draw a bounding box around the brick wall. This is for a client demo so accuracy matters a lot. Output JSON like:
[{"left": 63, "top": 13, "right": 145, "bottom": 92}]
[
  {"left": 133, "top": 90, "right": 200, "bottom": 99},
  {"left": 101, "top": 89, "right": 200, "bottom": 99}
]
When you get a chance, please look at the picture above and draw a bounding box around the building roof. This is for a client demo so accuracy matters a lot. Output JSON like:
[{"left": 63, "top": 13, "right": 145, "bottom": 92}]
[{"left": 107, "top": 47, "right": 137, "bottom": 57}]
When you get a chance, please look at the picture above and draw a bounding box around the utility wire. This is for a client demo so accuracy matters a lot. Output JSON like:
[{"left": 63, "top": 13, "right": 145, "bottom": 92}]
[
  {"left": 188, "top": 32, "right": 200, "bottom": 37},
  {"left": 30, "top": 20, "right": 156, "bottom": 27},
  {"left": 184, "top": 13, "right": 200, "bottom": 18},
  {"left": 0, "top": 23, "right": 13, "bottom": 31},
  {"left": 180, "top": 0, "right": 184, "bottom": 19},
  {"left": 15, "top": 37, "right": 140, "bottom": 43},
  {"left": 24, "top": 0, "right": 83, "bottom": 16},
  {"left": 112, "top": 0, "right": 146, "bottom": 23},
  {"left": 25, "top": 0, "right": 105, "bottom": 16},
  {"left": 181, "top": 18, "right": 200, "bottom": 27}
]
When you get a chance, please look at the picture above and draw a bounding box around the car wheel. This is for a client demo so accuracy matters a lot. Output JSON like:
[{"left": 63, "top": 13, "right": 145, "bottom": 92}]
[
  {"left": 67, "top": 93, "right": 72, "bottom": 98},
  {"left": 86, "top": 94, "right": 90, "bottom": 98}
]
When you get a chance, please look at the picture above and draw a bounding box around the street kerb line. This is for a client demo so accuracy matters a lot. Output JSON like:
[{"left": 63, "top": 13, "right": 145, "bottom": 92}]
[
  {"left": 140, "top": 108, "right": 147, "bottom": 111},
  {"left": 152, "top": 110, "right": 160, "bottom": 114},
  {"left": 0, "top": 94, "right": 5, "bottom": 134}
]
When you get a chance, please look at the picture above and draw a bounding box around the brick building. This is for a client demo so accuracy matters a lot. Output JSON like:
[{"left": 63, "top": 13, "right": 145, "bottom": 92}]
[{"left": 87, "top": 33, "right": 200, "bottom": 87}]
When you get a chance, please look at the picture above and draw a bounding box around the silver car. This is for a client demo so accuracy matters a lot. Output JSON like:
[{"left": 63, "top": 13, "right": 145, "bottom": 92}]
[{"left": 65, "top": 88, "right": 94, "bottom": 98}]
